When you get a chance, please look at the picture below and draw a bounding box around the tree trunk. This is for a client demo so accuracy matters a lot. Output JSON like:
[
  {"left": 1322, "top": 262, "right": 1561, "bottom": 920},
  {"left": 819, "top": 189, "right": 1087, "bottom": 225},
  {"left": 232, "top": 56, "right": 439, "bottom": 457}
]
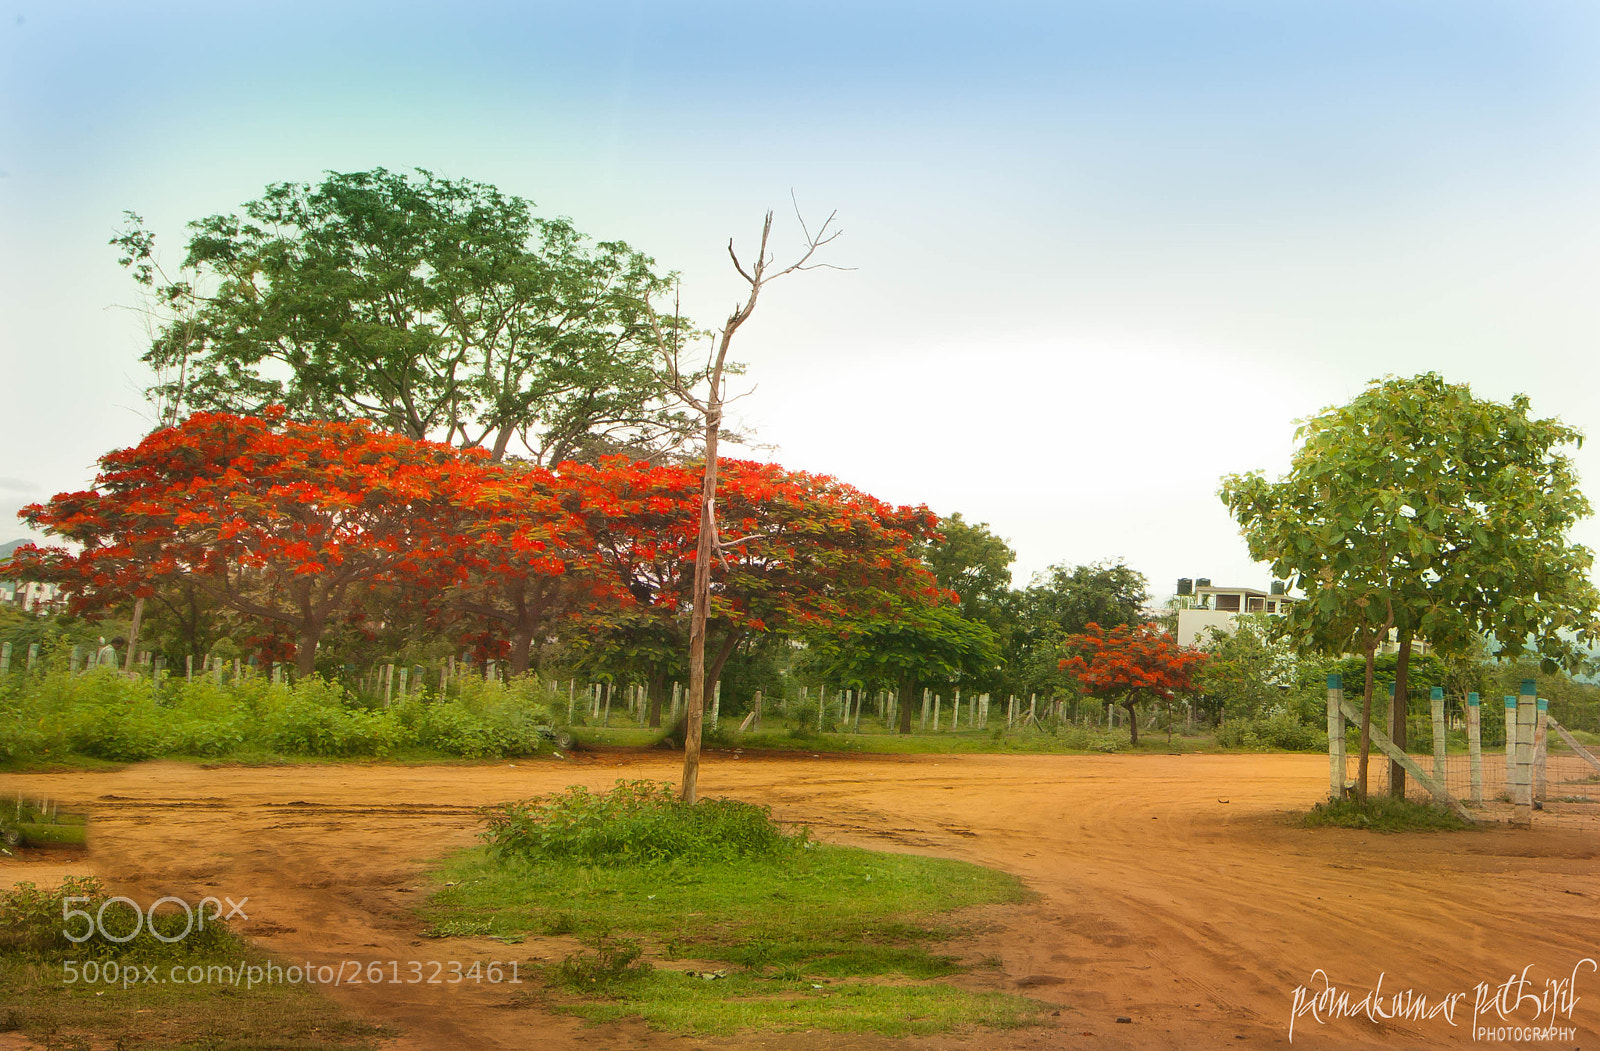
[
  {"left": 648, "top": 670, "right": 667, "bottom": 728},
  {"left": 1388, "top": 631, "right": 1413, "bottom": 800},
  {"left": 1124, "top": 699, "right": 1139, "bottom": 745},
  {"left": 295, "top": 620, "right": 323, "bottom": 678},
  {"left": 507, "top": 628, "right": 534, "bottom": 677},
  {"left": 123, "top": 596, "right": 145, "bottom": 673},
  {"left": 1356, "top": 642, "right": 1377, "bottom": 803},
  {"left": 681, "top": 408, "right": 721, "bottom": 804},
  {"left": 897, "top": 677, "right": 917, "bottom": 734}
]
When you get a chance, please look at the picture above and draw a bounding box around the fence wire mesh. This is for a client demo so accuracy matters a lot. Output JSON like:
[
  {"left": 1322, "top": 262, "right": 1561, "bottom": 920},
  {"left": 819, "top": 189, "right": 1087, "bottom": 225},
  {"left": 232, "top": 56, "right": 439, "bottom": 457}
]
[{"left": 1341, "top": 727, "right": 1600, "bottom": 831}]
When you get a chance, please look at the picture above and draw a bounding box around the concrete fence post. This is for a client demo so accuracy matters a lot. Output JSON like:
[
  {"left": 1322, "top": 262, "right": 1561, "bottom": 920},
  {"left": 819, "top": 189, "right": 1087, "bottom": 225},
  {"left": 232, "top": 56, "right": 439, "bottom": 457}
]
[
  {"left": 1514, "top": 681, "right": 1537, "bottom": 826},
  {"left": 1327, "top": 674, "right": 1345, "bottom": 800},
  {"left": 0, "top": 641, "right": 10, "bottom": 673},
  {"left": 1466, "top": 693, "right": 1482, "bottom": 803},
  {"left": 933, "top": 694, "right": 942, "bottom": 731},
  {"left": 27, "top": 644, "right": 39, "bottom": 672},
  {"left": 921, "top": 688, "right": 930, "bottom": 731},
  {"left": 1534, "top": 698, "right": 1549, "bottom": 803},
  {"left": 711, "top": 681, "right": 720, "bottom": 730},
  {"left": 1503, "top": 695, "right": 1517, "bottom": 798}
]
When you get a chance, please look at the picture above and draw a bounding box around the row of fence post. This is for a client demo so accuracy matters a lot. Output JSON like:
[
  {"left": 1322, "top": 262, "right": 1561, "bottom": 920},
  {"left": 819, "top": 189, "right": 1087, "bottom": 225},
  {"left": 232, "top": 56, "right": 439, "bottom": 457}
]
[{"left": 1328, "top": 675, "right": 1549, "bottom": 825}]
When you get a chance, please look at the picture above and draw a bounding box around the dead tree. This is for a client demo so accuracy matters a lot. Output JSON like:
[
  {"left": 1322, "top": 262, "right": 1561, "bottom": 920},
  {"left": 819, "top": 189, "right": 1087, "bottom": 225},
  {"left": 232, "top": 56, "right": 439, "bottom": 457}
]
[{"left": 658, "top": 203, "right": 843, "bottom": 803}]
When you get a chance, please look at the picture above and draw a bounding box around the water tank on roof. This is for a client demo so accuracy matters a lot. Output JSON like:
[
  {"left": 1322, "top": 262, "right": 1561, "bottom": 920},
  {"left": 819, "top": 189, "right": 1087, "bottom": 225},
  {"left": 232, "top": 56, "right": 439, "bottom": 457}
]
[
  {"left": 1271, "top": 580, "right": 1286, "bottom": 595},
  {"left": 1176, "top": 578, "right": 1193, "bottom": 596},
  {"left": 1196, "top": 577, "right": 1212, "bottom": 589}
]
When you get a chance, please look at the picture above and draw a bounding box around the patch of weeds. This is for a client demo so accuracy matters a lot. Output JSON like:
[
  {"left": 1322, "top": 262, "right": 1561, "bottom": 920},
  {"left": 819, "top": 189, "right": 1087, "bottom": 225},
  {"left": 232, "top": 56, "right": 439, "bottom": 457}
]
[
  {"left": 423, "top": 918, "right": 495, "bottom": 938},
  {"left": 1303, "top": 796, "right": 1474, "bottom": 832},
  {"left": 550, "top": 932, "right": 653, "bottom": 989}
]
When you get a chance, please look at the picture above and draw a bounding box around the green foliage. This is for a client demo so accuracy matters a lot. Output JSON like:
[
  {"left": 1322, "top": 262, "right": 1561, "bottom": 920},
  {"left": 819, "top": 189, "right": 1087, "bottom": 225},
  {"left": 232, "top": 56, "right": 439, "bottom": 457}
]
[
  {"left": 119, "top": 170, "right": 703, "bottom": 465},
  {"left": 480, "top": 780, "right": 802, "bottom": 865},
  {"left": 0, "top": 876, "right": 240, "bottom": 961},
  {"left": 550, "top": 932, "right": 654, "bottom": 989},
  {"left": 0, "top": 667, "right": 566, "bottom": 766},
  {"left": 1216, "top": 712, "right": 1327, "bottom": 751},
  {"left": 1222, "top": 372, "right": 1599, "bottom": 669},
  {"left": 1303, "top": 796, "right": 1474, "bottom": 832}
]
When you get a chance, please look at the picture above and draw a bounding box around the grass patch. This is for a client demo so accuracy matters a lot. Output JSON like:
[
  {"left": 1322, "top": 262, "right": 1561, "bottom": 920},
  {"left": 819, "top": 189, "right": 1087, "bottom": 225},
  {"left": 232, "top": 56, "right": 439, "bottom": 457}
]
[
  {"left": 0, "top": 876, "right": 388, "bottom": 1049},
  {"left": 1303, "top": 795, "right": 1475, "bottom": 832},
  {"left": 423, "top": 780, "right": 1044, "bottom": 1036}
]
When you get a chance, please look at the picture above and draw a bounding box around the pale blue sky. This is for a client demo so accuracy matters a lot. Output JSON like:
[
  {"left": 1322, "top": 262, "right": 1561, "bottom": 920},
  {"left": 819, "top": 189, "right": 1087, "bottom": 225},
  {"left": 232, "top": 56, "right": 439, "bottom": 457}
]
[{"left": 4, "top": 1, "right": 1599, "bottom": 596}]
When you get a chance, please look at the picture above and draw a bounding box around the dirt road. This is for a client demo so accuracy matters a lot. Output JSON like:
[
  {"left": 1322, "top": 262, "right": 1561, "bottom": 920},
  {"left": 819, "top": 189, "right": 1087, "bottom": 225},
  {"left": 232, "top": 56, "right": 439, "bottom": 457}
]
[{"left": 3, "top": 751, "right": 1596, "bottom": 1049}]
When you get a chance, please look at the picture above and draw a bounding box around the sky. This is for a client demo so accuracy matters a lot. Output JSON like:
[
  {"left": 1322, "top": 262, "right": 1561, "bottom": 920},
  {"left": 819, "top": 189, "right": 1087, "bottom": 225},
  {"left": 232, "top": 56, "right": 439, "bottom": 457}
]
[{"left": 3, "top": 1, "right": 1599, "bottom": 601}]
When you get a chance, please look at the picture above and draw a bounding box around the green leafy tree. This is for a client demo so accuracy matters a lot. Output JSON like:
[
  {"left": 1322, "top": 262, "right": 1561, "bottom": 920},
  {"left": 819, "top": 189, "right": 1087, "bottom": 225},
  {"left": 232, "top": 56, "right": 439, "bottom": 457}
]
[
  {"left": 1007, "top": 560, "right": 1148, "bottom": 702},
  {"left": 1221, "top": 372, "right": 1600, "bottom": 801},
  {"left": 115, "top": 169, "right": 701, "bottom": 464},
  {"left": 808, "top": 604, "right": 1001, "bottom": 734}
]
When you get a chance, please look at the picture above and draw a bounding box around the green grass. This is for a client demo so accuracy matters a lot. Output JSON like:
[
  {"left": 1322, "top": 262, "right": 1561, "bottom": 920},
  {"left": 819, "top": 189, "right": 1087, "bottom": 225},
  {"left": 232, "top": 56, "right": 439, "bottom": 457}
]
[
  {"left": 421, "top": 781, "right": 1045, "bottom": 1036},
  {"left": 1302, "top": 795, "right": 1475, "bottom": 832},
  {"left": 0, "top": 876, "right": 387, "bottom": 1049}
]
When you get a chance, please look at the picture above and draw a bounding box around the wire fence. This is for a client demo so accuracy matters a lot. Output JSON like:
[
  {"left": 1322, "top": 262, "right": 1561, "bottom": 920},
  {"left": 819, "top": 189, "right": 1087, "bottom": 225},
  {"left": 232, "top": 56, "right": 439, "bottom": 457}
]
[{"left": 1333, "top": 685, "right": 1600, "bottom": 832}]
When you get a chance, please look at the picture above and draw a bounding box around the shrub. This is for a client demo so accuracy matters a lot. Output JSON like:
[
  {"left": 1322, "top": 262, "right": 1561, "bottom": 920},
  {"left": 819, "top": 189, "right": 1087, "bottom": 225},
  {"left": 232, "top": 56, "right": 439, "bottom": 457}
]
[
  {"left": 1216, "top": 711, "right": 1326, "bottom": 751},
  {"left": 481, "top": 780, "right": 804, "bottom": 865}
]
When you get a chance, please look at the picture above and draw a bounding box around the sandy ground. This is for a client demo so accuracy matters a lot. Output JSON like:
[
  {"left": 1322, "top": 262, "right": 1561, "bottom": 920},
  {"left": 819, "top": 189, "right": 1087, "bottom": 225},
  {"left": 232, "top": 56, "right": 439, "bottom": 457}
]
[{"left": 2, "top": 750, "right": 1597, "bottom": 1050}]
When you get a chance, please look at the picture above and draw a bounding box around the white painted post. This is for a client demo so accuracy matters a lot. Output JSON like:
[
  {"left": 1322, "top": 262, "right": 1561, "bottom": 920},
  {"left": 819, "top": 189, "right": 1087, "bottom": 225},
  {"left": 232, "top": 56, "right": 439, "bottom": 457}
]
[
  {"left": 1430, "top": 687, "right": 1446, "bottom": 784},
  {"left": 1327, "top": 673, "right": 1345, "bottom": 800},
  {"left": 1514, "top": 681, "right": 1537, "bottom": 827},
  {"left": 232, "top": 658, "right": 241, "bottom": 682},
  {"left": 384, "top": 663, "right": 394, "bottom": 706},
  {"left": 921, "top": 688, "right": 930, "bottom": 731},
  {"left": 953, "top": 689, "right": 962, "bottom": 730},
  {"left": 397, "top": 665, "right": 407, "bottom": 697},
  {"left": 933, "top": 694, "right": 942, "bottom": 731},
  {"left": 711, "top": 680, "right": 721, "bottom": 730},
  {"left": 853, "top": 690, "right": 862, "bottom": 732},
  {"left": 818, "top": 684, "right": 827, "bottom": 731},
  {"left": 1534, "top": 698, "right": 1549, "bottom": 803},
  {"left": 753, "top": 689, "right": 763, "bottom": 730},
  {"left": 1007, "top": 694, "right": 1014, "bottom": 727},
  {"left": 1028, "top": 694, "right": 1037, "bottom": 725},
  {"left": 1466, "top": 693, "right": 1482, "bottom": 804},
  {"left": 1503, "top": 695, "right": 1517, "bottom": 798},
  {"left": 603, "top": 681, "right": 613, "bottom": 727},
  {"left": 0, "top": 641, "right": 10, "bottom": 673},
  {"left": 186, "top": 654, "right": 193, "bottom": 682},
  {"left": 980, "top": 693, "right": 989, "bottom": 726}
]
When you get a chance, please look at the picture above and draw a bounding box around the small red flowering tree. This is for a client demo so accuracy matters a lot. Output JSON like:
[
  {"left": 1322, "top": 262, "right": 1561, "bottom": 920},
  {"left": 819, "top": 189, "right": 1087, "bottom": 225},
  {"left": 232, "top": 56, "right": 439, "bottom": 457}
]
[
  {"left": 14, "top": 409, "right": 473, "bottom": 676},
  {"left": 1059, "top": 622, "right": 1207, "bottom": 745}
]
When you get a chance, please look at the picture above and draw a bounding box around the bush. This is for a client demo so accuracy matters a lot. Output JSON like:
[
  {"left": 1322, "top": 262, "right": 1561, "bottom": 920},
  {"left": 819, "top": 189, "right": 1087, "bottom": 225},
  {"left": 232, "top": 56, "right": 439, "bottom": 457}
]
[
  {"left": 1216, "top": 711, "right": 1326, "bottom": 751},
  {"left": 0, "top": 876, "right": 241, "bottom": 960},
  {"left": 481, "top": 780, "right": 805, "bottom": 865}
]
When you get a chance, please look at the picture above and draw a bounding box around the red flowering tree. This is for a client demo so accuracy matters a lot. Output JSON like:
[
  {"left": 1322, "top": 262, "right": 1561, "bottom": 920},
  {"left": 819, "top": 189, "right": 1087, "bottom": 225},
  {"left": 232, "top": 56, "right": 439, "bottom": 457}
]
[
  {"left": 14, "top": 409, "right": 474, "bottom": 676},
  {"left": 1059, "top": 622, "right": 1207, "bottom": 745},
  {"left": 436, "top": 461, "right": 619, "bottom": 675}
]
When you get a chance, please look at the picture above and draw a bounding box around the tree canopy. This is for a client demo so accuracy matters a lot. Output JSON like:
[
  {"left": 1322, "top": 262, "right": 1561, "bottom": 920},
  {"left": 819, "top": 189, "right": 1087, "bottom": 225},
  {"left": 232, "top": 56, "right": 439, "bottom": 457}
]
[{"left": 116, "top": 169, "right": 702, "bottom": 464}]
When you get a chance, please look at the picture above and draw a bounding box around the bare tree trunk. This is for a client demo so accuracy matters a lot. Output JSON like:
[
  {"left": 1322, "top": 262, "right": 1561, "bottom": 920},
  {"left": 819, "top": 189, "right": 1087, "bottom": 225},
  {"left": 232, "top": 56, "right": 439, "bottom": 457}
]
[
  {"left": 1388, "top": 631, "right": 1413, "bottom": 800},
  {"left": 1125, "top": 699, "right": 1140, "bottom": 746},
  {"left": 123, "top": 596, "right": 145, "bottom": 673},
  {"left": 681, "top": 408, "right": 721, "bottom": 804},
  {"left": 295, "top": 619, "right": 323, "bottom": 678},
  {"left": 666, "top": 207, "right": 842, "bottom": 803},
  {"left": 1357, "top": 642, "right": 1377, "bottom": 803}
]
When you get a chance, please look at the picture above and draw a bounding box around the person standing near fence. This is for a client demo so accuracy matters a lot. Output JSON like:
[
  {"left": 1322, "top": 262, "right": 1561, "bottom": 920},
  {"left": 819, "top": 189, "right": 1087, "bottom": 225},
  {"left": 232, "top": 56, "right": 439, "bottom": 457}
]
[{"left": 95, "top": 637, "right": 121, "bottom": 669}]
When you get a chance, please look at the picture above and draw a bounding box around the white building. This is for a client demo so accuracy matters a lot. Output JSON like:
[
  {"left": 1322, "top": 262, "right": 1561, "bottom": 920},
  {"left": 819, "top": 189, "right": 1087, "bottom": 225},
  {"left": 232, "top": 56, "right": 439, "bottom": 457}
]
[{"left": 1175, "top": 583, "right": 1294, "bottom": 647}]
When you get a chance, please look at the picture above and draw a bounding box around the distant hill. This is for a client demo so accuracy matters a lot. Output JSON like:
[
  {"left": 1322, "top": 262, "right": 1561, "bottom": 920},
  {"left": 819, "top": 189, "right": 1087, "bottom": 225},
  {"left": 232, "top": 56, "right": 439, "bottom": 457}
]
[{"left": 0, "top": 539, "right": 27, "bottom": 560}]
